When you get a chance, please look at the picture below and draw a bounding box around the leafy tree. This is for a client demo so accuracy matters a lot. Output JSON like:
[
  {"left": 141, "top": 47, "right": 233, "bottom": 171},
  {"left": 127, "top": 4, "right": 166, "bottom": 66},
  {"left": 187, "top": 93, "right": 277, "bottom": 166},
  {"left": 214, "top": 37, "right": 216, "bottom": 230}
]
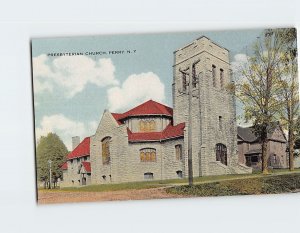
[
  {"left": 274, "top": 28, "right": 299, "bottom": 171},
  {"left": 229, "top": 29, "right": 287, "bottom": 174},
  {"left": 36, "top": 133, "right": 68, "bottom": 187}
]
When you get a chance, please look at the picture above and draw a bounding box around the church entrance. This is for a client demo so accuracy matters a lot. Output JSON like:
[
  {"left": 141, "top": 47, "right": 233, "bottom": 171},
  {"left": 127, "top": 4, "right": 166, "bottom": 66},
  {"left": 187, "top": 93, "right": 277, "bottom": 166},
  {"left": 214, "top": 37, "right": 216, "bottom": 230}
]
[{"left": 216, "top": 143, "right": 227, "bottom": 165}]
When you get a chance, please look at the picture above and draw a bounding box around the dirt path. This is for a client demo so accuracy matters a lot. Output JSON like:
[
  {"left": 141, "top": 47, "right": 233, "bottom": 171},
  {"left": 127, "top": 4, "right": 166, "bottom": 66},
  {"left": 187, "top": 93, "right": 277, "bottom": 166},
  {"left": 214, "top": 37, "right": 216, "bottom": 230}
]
[{"left": 38, "top": 187, "right": 184, "bottom": 204}]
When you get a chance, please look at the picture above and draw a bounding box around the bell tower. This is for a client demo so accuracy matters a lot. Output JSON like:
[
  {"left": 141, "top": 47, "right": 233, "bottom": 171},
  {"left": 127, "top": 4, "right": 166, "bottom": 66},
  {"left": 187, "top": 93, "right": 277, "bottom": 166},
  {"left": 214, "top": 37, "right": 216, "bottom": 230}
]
[{"left": 172, "top": 36, "right": 248, "bottom": 177}]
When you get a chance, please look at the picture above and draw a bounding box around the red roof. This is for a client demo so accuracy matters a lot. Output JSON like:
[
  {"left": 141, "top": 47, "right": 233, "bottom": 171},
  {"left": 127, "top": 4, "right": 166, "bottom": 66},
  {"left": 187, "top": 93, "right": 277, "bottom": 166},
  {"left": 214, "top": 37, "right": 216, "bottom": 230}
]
[
  {"left": 82, "top": 161, "right": 91, "bottom": 173},
  {"left": 67, "top": 137, "right": 90, "bottom": 160},
  {"left": 60, "top": 162, "right": 68, "bottom": 170},
  {"left": 111, "top": 113, "right": 123, "bottom": 125},
  {"left": 128, "top": 122, "right": 185, "bottom": 142},
  {"left": 111, "top": 100, "right": 173, "bottom": 124}
]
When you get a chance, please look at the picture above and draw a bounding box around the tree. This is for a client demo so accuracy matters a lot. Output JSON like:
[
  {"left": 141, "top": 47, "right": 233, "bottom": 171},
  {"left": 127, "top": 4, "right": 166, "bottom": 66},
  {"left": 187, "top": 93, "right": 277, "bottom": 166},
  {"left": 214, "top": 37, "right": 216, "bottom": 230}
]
[
  {"left": 230, "top": 30, "right": 287, "bottom": 174},
  {"left": 274, "top": 28, "right": 299, "bottom": 171},
  {"left": 36, "top": 133, "right": 68, "bottom": 188}
]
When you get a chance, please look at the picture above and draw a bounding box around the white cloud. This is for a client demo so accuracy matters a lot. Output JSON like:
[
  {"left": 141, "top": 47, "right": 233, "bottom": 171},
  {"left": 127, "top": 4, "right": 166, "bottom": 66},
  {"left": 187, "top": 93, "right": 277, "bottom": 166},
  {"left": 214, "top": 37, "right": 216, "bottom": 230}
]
[
  {"left": 107, "top": 72, "right": 165, "bottom": 112},
  {"left": 36, "top": 114, "right": 97, "bottom": 151},
  {"left": 231, "top": 53, "right": 248, "bottom": 73},
  {"left": 33, "top": 54, "right": 118, "bottom": 98}
]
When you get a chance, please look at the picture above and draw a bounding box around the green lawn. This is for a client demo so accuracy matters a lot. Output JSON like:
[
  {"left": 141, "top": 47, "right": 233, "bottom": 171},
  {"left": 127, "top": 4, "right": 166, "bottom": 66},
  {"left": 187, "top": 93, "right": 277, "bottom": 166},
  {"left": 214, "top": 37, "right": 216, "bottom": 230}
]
[{"left": 39, "top": 168, "right": 300, "bottom": 193}]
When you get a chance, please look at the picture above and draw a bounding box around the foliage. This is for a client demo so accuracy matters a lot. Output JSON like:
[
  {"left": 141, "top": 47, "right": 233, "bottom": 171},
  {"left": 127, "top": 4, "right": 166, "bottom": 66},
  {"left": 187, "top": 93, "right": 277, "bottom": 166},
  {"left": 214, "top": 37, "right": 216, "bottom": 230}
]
[
  {"left": 230, "top": 28, "right": 299, "bottom": 173},
  {"left": 166, "top": 173, "right": 300, "bottom": 196},
  {"left": 36, "top": 133, "right": 68, "bottom": 182},
  {"left": 274, "top": 28, "right": 299, "bottom": 170}
]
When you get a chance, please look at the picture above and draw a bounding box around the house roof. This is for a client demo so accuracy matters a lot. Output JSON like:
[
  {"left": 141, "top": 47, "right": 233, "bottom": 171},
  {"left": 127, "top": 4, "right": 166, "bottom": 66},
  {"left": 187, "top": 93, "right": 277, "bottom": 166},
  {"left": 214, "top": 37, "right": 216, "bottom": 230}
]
[
  {"left": 81, "top": 161, "right": 91, "bottom": 173},
  {"left": 237, "top": 127, "right": 258, "bottom": 142},
  {"left": 244, "top": 149, "right": 262, "bottom": 155},
  {"left": 111, "top": 100, "right": 173, "bottom": 124},
  {"left": 60, "top": 162, "right": 68, "bottom": 170},
  {"left": 237, "top": 122, "right": 286, "bottom": 143},
  {"left": 67, "top": 137, "right": 90, "bottom": 160},
  {"left": 127, "top": 122, "right": 185, "bottom": 142}
]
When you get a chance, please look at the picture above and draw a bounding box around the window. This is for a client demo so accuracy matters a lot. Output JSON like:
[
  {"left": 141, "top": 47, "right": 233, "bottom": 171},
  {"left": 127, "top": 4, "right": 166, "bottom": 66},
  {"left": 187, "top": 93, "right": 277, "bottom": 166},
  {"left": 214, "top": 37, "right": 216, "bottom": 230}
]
[
  {"left": 149, "top": 120, "right": 156, "bottom": 131},
  {"left": 182, "top": 73, "right": 187, "bottom": 91},
  {"left": 218, "top": 116, "right": 222, "bottom": 131},
  {"left": 216, "top": 143, "right": 227, "bottom": 165},
  {"left": 272, "top": 154, "right": 277, "bottom": 165},
  {"left": 139, "top": 120, "right": 144, "bottom": 132},
  {"left": 220, "top": 69, "right": 224, "bottom": 88},
  {"left": 140, "top": 148, "right": 156, "bottom": 162},
  {"left": 176, "top": 170, "right": 183, "bottom": 178},
  {"left": 192, "top": 64, "right": 197, "bottom": 88},
  {"left": 77, "top": 158, "right": 80, "bottom": 163},
  {"left": 139, "top": 120, "right": 156, "bottom": 132},
  {"left": 175, "top": 144, "right": 183, "bottom": 160},
  {"left": 102, "top": 136, "right": 111, "bottom": 165},
  {"left": 102, "top": 175, "right": 106, "bottom": 180},
  {"left": 251, "top": 155, "right": 259, "bottom": 163},
  {"left": 212, "top": 65, "right": 216, "bottom": 87},
  {"left": 246, "top": 155, "right": 259, "bottom": 167},
  {"left": 144, "top": 172, "right": 154, "bottom": 180}
]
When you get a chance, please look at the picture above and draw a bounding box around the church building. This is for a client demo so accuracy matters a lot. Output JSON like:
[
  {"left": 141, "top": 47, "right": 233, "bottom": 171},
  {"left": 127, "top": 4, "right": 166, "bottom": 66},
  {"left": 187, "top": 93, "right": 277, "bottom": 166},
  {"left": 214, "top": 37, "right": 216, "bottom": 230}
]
[{"left": 61, "top": 36, "right": 252, "bottom": 187}]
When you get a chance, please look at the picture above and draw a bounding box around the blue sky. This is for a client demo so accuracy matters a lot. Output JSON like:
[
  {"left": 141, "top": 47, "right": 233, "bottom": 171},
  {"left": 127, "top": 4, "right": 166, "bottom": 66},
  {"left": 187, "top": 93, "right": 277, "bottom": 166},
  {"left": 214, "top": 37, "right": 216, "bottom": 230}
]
[{"left": 32, "top": 29, "right": 263, "bottom": 150}]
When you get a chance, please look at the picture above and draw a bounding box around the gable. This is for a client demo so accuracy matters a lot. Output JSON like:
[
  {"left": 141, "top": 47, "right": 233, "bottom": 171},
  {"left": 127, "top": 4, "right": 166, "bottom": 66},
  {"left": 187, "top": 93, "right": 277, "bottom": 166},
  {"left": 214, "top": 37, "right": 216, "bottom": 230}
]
[
  {"left": 95, "top": 110, "right": 120, "bottom": 136},
  {"left": 270, "top": 127, "right": 287, "bottom": 142}
]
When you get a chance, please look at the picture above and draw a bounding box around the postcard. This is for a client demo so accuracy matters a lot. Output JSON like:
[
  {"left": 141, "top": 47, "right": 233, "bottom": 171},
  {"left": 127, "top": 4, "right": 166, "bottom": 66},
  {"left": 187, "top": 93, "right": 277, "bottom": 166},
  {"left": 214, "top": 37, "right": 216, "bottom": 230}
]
[{"left": 32, "top": 28, "right": 300, "bottom": 204}]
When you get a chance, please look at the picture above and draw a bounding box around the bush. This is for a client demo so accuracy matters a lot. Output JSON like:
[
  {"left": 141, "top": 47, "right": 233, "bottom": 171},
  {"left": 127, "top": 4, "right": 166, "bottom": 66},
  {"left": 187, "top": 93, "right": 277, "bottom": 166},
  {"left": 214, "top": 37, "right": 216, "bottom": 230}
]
[{"left": 166, "top": 173, "right": 300, "bottom": 197}]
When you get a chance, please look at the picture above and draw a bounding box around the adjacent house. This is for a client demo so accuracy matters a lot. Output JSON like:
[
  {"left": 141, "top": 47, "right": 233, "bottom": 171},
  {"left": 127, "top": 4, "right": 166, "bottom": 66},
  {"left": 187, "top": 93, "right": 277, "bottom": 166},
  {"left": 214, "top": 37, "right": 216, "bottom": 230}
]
[
  {"left": 61, "top": 137, "right": 91, "bottom": 186},
  {"left": 237, "top": 123, "right": 288, "bottom": 170}
]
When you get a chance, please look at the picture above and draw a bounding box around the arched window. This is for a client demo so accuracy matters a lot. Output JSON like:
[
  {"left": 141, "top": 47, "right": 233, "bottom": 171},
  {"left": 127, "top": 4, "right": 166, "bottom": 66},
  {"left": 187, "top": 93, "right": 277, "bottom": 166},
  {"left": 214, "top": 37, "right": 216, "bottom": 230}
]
[
  {"left": 192, "top": 64, "right": 197, "bottom": 88},
  {"left": 182, "top": 73, "right": 187, "bottom": 91},
  {"left": 220, "top": 68, "right": 224, "bottom": 88},
  {"left": 140, "top": 148, "right": 156, "bottom": 162},
  {"left": 216, "top": 143, "right": 227, "bottom": 165},
  {"left": 212, "top": 65, "right": 216, "bottom": 87},
  {"left": 102, "top": 136, "right": 111, "bottom": 165},
  {"left": 144, "top": 121, "right": 150, "bottom": 132},
  {"left": 139, "top": 120, "right": 145, "bottom": 131},
  {"left": 149, "top": 120, "right": 156, "bottom": 131},
  {"left": 175, "top": 144, "right": 183, "bottom": 160},
  {"left": 144, "top": 172, "right": 153, "bottom": 180},
  {"left": 176, "top": 170, "right": 183, "bottom": 178}
]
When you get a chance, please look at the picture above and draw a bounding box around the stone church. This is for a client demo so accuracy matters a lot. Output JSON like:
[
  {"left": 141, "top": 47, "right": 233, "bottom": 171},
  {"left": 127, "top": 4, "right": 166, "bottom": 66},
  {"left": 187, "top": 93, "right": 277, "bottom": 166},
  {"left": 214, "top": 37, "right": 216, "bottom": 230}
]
[{"left": 61, "top": 36, "right": 252, "bottom": 187}]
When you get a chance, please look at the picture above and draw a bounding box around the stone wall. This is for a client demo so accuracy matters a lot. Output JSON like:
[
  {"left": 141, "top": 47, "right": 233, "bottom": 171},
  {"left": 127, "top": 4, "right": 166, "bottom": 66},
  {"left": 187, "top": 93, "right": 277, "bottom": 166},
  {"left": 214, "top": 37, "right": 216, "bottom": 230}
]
[{"left": 173, "top": 36, "right": 247, "bottom": 177}]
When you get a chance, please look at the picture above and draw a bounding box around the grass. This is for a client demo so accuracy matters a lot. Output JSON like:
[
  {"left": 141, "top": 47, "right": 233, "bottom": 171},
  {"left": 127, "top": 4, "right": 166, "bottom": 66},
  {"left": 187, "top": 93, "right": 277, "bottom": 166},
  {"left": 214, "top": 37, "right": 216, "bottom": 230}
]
[
  {"left": 166, "top": 172, "right": 300, "bottom": 197},
  {"left": 38, "top": 168, "right": 300, "bottom": 193}
]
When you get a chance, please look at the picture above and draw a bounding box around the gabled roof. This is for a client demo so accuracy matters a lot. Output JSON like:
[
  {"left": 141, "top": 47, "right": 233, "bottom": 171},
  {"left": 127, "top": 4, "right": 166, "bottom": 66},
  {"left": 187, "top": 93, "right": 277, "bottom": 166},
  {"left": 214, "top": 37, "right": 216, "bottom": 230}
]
[
  {"left": 111, "top": 100, "right": 173, "bottom": 124},
  {"left": 127, "top": 122, "right": 185, "bottom": 142},
  {"left": 67, "top": 137, "right": 90, "bottom": 160},
  {"left": 237, "top": 122, "right": 287, "bottom": 143},
  {"left": 111, "top": 113, "right": 123, "bottom": 125},
  {"left": 60, "top": 162, "right": 68, "bottom": 170},
  {"left": 81, "top": 161, "right": 91, "bottom": 173},
  {"left": 237, "top": 127, "right": 258, "bottom": 142}
]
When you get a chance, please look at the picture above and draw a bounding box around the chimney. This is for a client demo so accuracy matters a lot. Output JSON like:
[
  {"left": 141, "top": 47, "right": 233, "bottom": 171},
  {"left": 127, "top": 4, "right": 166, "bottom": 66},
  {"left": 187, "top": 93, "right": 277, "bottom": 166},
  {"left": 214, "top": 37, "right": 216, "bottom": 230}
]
[{"left": 72, "top": 136, "right": 80, "bottom": 150}]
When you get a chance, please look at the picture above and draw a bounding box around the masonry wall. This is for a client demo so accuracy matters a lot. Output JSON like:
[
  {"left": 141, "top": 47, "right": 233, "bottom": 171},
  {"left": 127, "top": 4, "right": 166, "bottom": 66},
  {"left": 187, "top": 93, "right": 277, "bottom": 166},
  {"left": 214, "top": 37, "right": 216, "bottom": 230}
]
[
  {"left": 173, "top": 36, "right": 241, "bottom": 177},
  {"left": 90, "top": 110, "right": 129, "bottom": 184},
  {"left": 269, "top": 140, "right": 288, "bottom": 168},
  {"left": 61, "top": 156, "right": 91, "bottom": 187},
  {"left": 238, "top": 141, "right": 249, "bottom": 165}
]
